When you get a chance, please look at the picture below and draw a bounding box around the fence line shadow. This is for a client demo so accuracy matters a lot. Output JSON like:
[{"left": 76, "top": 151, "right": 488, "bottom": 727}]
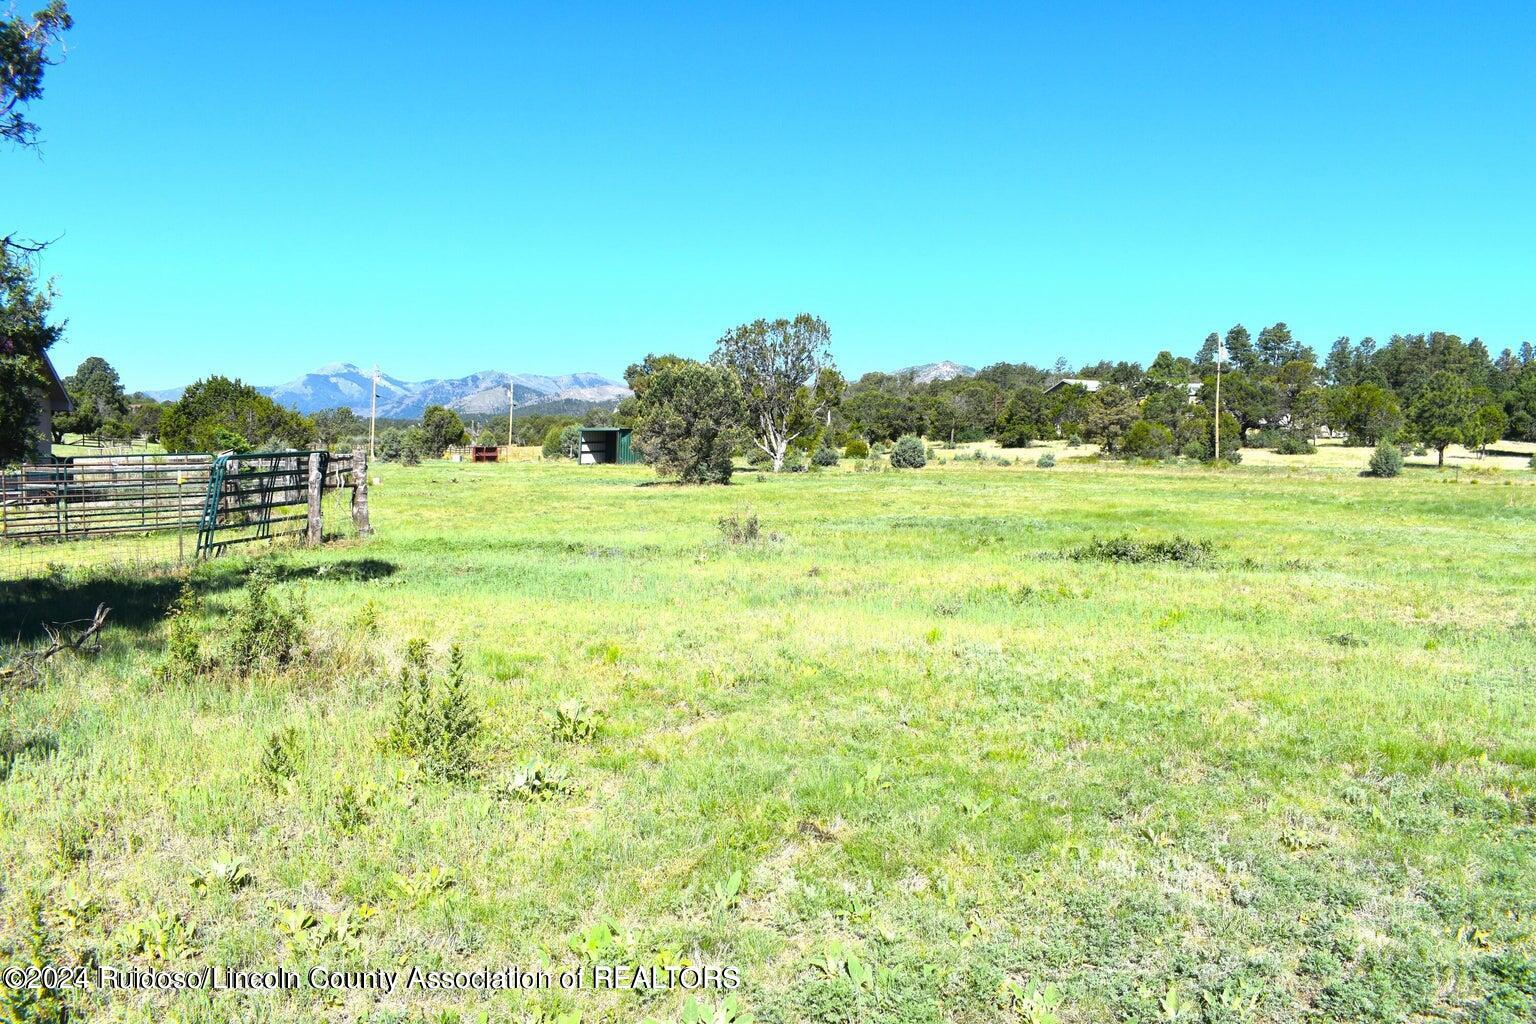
[{"left": 0, "top": 557, "right": 398, "bottom": 644}]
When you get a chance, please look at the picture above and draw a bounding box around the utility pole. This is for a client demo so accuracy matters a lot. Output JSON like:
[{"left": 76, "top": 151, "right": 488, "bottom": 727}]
[
  {"left": 370, "top": 364, "right": 379, "bottom": 461},
  {"left": 1214, "top": 348, "right": 1223, "bottom": 461}
]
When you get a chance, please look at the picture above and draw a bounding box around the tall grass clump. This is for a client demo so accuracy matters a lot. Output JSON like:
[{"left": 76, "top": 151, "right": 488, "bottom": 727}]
[{"left": 1070, "top": 534, "right": 1213, "bottom": 565}]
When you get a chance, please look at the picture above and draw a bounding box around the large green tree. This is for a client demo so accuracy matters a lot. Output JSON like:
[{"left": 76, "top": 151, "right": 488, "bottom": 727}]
[
  {"left": 1408, "top": 370, "right": 1476, "bottom": 466},
  {"left": 1326, "top": 383, "right": 1403, "bottom": 445},
  {"left": 54, "top": 355, "right": 127, "bottom": 440},
  {"left": 1504, "top": 371, "right": 1536, "bottom": 442},
  {"left": 0, "top": 2, "right": 72, "bottom": 463},
  {"left": 158, "top": 377, "right": 316, "bottom": 452},
  {"left": 1085, "top": 385, "right": 1140, "bottom": 453},
  {"left": 0, "top": 252, "right": 61, "bottom": 463},
  {"left": 420, "top": 405, "right": 469, "bottom": 455},
  {"left": 633, "top": 360, "right": 745, "bottom": 484},
  {"left": 1, "top": 1, "right": 72, "bottom": 150},
  {"left": 711, "top": 313, "right": 833, "bottom": 472}
]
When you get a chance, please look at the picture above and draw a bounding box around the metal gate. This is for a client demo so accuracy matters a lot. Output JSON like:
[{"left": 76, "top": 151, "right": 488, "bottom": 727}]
[{"left": 195, "top": 450, "right": 355, "bottom": 559}]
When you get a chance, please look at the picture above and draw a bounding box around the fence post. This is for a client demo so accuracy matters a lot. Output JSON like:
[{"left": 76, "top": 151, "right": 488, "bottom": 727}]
[
  {"left": 350, "top": 447, "right": 372, "bottom": 537},
  {"left": 307, "top": 453, "right": 323, "bottom": 546}
]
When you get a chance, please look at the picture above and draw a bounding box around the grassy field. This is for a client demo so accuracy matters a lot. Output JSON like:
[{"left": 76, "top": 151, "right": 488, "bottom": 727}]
[{"left": 3, "top": 454, "right": 1535, "bottom": 1023}]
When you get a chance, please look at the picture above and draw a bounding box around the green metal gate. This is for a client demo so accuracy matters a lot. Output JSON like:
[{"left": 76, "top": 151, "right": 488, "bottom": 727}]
[{"left": 195, "top": 450, "right": 329, "bottom": 559}]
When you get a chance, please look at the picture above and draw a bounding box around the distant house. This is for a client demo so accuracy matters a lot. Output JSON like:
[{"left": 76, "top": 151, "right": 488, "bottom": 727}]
[
  {"left": 30, "top": 352, "right": 72, "bottom": 462},
  {"left": 1043, "top": 378, "right": 1203, "bottom": 404},
  {"left": 1044, "top": 378, "right": 1102, "bottom": 395}
]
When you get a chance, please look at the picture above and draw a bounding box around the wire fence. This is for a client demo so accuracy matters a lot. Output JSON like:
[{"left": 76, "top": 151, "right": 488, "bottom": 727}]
[{"left": 0, "top": 450, "right": 368, "bottom": 581}]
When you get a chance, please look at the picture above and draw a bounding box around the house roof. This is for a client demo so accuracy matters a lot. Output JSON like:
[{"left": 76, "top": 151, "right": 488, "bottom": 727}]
[
  {"left": 1044, "top": 378, "right": 1102, "bottom": 394},
  {"left": 41, "top": 352, "right": 72, "bottom": 413}
]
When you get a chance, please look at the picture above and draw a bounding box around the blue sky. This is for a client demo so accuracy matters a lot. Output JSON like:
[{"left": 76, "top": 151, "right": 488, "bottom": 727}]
[{"left": 15, "top": 1, "right": 1535, "bottom": 390}]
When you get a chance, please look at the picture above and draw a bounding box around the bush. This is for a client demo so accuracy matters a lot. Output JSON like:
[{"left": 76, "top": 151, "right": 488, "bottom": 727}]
[
  {"left": 844, "top": 438, "right": 869, "bottom": 459},
  {"left": 1368, "top": 443, "right": 1404, "bottom": 478},
  {"left": 890, "top": 435, "right": 927, "bottom": 468},
  {"left": 811, "top": 445, "right": 839, "bottom": 467},
  {"left": 1276, "top": 433, "right": 1317, "bottom": 455},
  {"left": 542, "top": 424, "right": 581, "bottom": 461},
  {"left": 1251, "top": 427, "right": 1285, "bottom": 449},
  {"left": 1530, "top": 454, "right": 1535, "bottom": 471},
  {"left": 1036, "top": 452, "right": 1056, "bottom": 468},
  {"left": 376, "top": 427, "right": 406, "bottom": 462},
  {"left": 717, "top": 511, "right": 760, "bottom": 544},
  {"left": 1122, "top": 421, "right": 1175, "bottom": 460},
  {"left": 1070, "top": 534, "right": 1213, "bottom": 565},
  {"left": 1067, "top": 433, "right": 1083, "bottom": 447},
  {"left": 227, "top": 567, "right": 311, "bottom": 674}
]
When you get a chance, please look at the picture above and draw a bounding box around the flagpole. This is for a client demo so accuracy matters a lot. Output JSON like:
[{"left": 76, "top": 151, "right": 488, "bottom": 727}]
[{"left": 506, "top": 379, "right": 515, "bottom": 449}]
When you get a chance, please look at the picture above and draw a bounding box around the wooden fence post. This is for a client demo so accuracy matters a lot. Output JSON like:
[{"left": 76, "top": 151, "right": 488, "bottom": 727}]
[
  {"left": 307, "top": 453, "right": 323, "bottom": 546},
  {"left": 350, "top": 447, "right": 373, "bottom": 537}
]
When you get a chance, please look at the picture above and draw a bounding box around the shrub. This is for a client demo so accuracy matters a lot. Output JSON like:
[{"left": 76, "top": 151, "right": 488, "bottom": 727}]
[
  {"left": 718, "top": 510, "right": 760, "bottom": 544},
  {"left": 1368, "top": 443, "right": 1404, "bottom": 478},
  {"left": 159, "top": 584, "right": 206, "bottom": 684},
  {"left": 384, "top": 640, "right": 482, "bottom": 783},
  {"left": 811, "top": 445, "right": 839, "bottom": 467},
  {"left": 1530, "top": 454, "right": 1535, "bottom": 471},
  {"left": 1067, "top": 433, "right": 1083, "bottom": 447},
  {"left": 227, "top": 567, "right": 311, "bottom": 674},
  {"left": 1070, "top": 534, "right": 1213, "bottom": 565},
  {"left": 376, "top": 427, "right": 406, "bottom": 462},
  {"left": 540, "top": 423, "right": 582, "bottom": 460},
  {"left": 844, "top": 438, "right": 869, "bottom": 459},
  {"left": 1276, "top": 433, "right": 1316, "bottom": 455},
  {"left": 557, "top": 425, "right": 582, "bottom": 460},
  {"left": 1251, "top": 427, "right": 1285, "bottom": 449},
  {"left": 890, "top": 435, "right": 927, "bottom": 468},
  {"left": 1036, "top": 452, "right": 1056, "bottom": 468},
  {"left": 541, "top": 424, "right": 564, "bottom": 458},
  {"left": 1122, "top": 421, "right": 1175, "bottom": 460}
]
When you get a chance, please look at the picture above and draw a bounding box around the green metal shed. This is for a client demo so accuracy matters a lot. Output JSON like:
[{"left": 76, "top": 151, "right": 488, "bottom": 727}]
[{"left": 578, "top": 427, "right": 636, "bottom": 465}]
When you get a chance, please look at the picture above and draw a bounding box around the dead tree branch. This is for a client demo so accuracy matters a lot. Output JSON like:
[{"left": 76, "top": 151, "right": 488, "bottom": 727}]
[{"left": 0, "top": 603, "right": 111, "bottom": 686}]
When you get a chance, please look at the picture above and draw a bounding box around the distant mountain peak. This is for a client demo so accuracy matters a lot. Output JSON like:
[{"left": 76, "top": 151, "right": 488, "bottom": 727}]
[
  {"left": 897, "top": 360, "right": 976, "bottom": 384},
  {"left": 140, "top": 362, "right": 633, "bottom": 418}
]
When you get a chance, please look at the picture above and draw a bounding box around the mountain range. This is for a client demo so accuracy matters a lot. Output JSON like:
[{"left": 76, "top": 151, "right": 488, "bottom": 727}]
[
  {"left": 143, "top": 363, "right": 632, "bottom": 418},
  {"left": 140, "top": 358, "right": 980, "bottom": 418}
]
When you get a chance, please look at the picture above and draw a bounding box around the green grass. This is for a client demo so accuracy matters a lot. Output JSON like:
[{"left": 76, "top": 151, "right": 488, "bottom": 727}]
[{"left": 3, "top": 457, "right": 1535, "bottom": 1023}]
